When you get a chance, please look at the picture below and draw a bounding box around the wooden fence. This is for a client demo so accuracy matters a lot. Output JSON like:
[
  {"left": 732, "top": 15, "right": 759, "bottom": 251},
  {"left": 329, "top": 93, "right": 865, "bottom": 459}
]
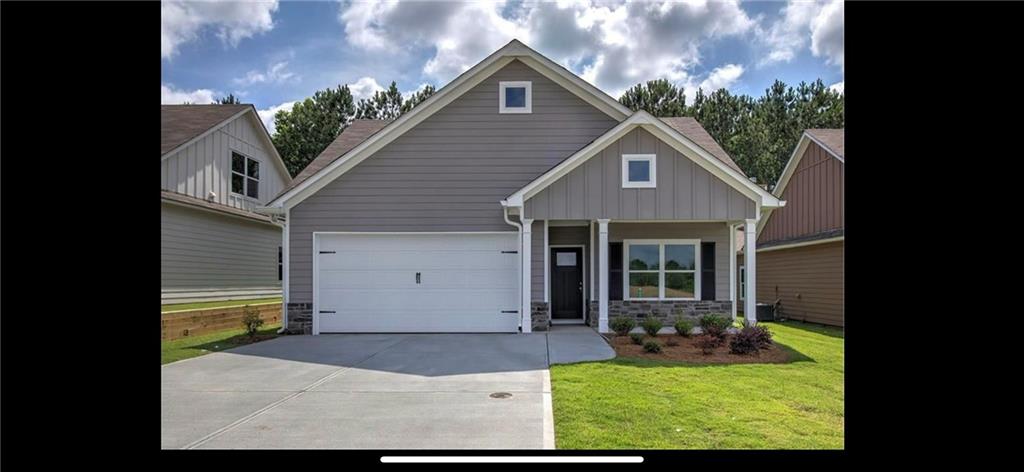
[{"left": 161, "top": 303, "right": 281, "bottom": 341}]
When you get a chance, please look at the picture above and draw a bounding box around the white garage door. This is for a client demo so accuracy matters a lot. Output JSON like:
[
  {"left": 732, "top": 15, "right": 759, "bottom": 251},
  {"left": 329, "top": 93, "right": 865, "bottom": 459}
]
[{"left": 315, "top": 233, "right": 521, "bottom": 333}]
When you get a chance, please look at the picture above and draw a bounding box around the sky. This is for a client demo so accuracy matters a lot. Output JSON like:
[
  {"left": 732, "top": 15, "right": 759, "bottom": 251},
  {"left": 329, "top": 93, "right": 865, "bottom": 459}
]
[{"left": 161, "top": 0, "right": 844, "bottom": 133}]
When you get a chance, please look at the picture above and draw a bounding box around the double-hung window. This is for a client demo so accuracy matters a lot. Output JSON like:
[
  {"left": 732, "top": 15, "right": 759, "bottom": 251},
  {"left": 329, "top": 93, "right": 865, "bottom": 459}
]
[
  {"left": 624, "top": 239, "right": 700, "bottom": 300},
  {"left": 231, "top": 151, "right": 260, "bottom": 199}
]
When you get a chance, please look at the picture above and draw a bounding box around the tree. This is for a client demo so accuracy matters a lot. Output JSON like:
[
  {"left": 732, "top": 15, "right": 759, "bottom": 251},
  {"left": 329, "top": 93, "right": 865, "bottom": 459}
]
[
  {"left": 355, "top": 82, "right": 436, "bottom": 120},
  {"left": 400, "top": 84, "right": 436, "bottom": 114},
  {"left": 216, "top": 94, "right": 241, "bottom": 104},
  {"left": 618, "top": 79, "right": 687, "bottom": 117},
  {"left": 271, "top": 85, "right": 355, "bottom": 177}
]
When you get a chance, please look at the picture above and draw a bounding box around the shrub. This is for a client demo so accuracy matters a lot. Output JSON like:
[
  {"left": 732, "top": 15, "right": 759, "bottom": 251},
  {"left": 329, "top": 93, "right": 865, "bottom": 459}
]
[
  {"left": 729, "top": 325, "right": 774, "bottom": 355},
  {"left": 629, "top": 333, "right": 646, "bottom": 345},
  {"left": 699, "top": 313, "right": 731, "bottom": 331},
  {"left": 643, "top": 340, "right": 663, "bottom": 353},
  {"left": 665, "top": 338, "right": 680, "bottom": 347},
  {"left": 695, "top": 335, "right": 721, "bottom": 355},
  {"left": 674, "top": 318, "right": 694, "bottom": 337},
  {"left": 641, "top": 317, "right": 663, "bottom": 337},
  {"left": 610, "top": 317, "right": 636, "bottom": 336},
  {"left": 241, "top": 306, "right": 264, "bottom": 337}
]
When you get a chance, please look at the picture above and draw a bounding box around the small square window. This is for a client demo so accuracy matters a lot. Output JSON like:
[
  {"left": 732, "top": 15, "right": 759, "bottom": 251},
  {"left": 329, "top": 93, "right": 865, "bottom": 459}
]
[
  {"left": 499, "top": 81, "right": 531, "bottom": 113},
  {"left": 622, "top": 154, "right": 656, "bottom": 188}
]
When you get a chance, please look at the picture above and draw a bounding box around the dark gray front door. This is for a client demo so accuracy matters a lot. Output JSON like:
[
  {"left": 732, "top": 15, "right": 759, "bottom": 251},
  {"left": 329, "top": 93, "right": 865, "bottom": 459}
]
[{"left": 551, "top": 248, "right": 583, "bottom": 319}]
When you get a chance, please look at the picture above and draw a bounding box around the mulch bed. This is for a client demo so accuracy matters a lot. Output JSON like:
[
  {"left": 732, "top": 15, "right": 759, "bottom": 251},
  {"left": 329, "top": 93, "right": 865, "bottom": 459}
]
[{"left": 607, "top": 333, "right": 790, "bottom": 364}]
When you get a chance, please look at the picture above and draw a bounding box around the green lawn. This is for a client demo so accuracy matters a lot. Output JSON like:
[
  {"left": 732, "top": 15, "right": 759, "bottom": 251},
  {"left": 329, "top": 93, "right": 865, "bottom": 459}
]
[
  {"left": 161, "top": 297, "right": 282, "bottom": 313},
  {"left": 550, "top": 321, "right": 844, "bottom": 449},
  {"left": 161, "top": 323, "right": 281, "bottom": 364}
]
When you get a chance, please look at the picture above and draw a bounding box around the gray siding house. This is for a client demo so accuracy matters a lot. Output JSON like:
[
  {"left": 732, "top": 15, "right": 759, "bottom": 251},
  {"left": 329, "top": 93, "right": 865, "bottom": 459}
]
[
  {"left": 161, "top": 104, "right": 291, "bottom": 303},
  {"left": 260, "top": 40, "right": 783, "bottom": 334}
]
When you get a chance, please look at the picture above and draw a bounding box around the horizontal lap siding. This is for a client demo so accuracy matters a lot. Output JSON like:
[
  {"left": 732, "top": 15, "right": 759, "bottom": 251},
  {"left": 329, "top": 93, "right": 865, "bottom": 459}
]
[
  {"left": 524, "top": 128, "right": 756, "bottom": 220},
  {"left": 531, "top": 221, "right": 544, "bottom": 300},
  {"left": 754, "top": 241, "right": 844, "bottom": 326},
  {"left": 759, "top": 141, "right": 844, "bottom": 244},
  {"left": 288, "top": 60, "right": 618, "bottom": 303},
  {"left": 161, "top": 203, "right": 282, "bottom": 293}
]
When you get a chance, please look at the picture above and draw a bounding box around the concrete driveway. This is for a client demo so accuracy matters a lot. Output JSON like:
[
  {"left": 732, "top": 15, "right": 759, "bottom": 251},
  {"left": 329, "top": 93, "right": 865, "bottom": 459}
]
[{"left": 163, "top": 331, "right": 597, "bottom": 449}]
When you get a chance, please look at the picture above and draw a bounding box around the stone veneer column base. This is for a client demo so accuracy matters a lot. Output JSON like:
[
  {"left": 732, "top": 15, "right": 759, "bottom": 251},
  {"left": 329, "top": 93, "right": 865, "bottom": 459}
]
[
  {"left": 285, "top": 302, "right": 313, "bottom": 334},
  {"left": 587, "top": 301, "right": 599, "bottom": 328},
  {"left": 530, "top": 301, "right": 550, "bottom": 332},
  {"left": 604, "top": 300, "right": 733, "bottom": 325}
]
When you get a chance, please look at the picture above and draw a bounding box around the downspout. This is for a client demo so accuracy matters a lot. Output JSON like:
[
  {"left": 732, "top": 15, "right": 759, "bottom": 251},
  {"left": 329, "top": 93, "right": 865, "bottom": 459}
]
[{"left": 500, "top": 200, "right": 524, "bottom": 330}]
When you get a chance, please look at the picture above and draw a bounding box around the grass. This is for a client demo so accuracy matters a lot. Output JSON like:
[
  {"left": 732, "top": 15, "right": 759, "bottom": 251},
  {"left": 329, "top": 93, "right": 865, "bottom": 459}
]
[
  {"left": 161, "top": 297, "right": 282, "bottom": 313},
  {"left": 550, "top": 320, "right": 844, "bottom": 449},
  {"left": 161, "top": 323, "right": 281, "bottom": 364}
]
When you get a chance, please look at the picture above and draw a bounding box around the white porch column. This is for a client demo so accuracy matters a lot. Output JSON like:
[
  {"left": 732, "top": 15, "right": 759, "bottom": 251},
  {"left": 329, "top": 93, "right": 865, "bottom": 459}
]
[
  {"left": 598, "top": 219, "right": 610, "bottom": 333},
  {"left": 744, "top": 219, "right": 757, "bottom": 326},
  {"left": 729, "top": 223, "right": 737, "bottom": 321},
  {"left": 521, "top": 218, "right": 534, "bottom": 333}
]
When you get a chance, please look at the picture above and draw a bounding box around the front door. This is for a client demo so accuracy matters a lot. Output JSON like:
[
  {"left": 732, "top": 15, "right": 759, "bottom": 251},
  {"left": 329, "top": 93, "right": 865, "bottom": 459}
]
[{"left": 550, "top": 248, "right": 583, "bottom": 320}]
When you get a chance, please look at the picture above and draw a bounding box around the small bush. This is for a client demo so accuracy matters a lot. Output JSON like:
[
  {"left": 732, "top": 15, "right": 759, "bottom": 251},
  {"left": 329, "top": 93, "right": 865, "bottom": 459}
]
[
  {"left": 729, "top": 325, "right": 774, "bottom": 355},
  {"left": 610, "top": 317, "right": 636, "bottom": 336},
  {"left": 643, "top": 340, "right": 663, "bottom": 353},
  {"left": 665, "top": 338, "right": 680, "bottom": 347},
  {"left": 641, "top": 317, "right": 663, "bottom": 336},
  {"left": 674, "top": 318, "right": 694, "bottom": 337},
  {"left": 699, "top": 313, "right": 731, "bottom": 331},
  {"left": 629, "top": 333, "right": 646, "bottom": 345},
  {"left": 695, "top": 335, "right": 721, "bottom": 355},
  {"left": 241, "top": 306, "right": 264, "bottom": 337}
]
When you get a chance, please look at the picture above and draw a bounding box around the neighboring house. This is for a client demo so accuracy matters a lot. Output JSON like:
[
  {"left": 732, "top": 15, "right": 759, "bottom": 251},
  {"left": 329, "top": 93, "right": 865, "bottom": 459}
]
[
  {"left": 260, "top": 40, "right": 783, "bottom": 334},
  {"left": 161, "top": 104, "right": 292, "bottom": 303},
  {"left": 737, "top": 129, "right": 844, "bottom": 326}
]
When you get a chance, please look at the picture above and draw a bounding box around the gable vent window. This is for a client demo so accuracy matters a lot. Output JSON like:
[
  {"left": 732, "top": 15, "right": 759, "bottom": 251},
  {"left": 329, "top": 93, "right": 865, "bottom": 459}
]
[
  {"left": 622, "top": 154, "right": 656, "bottom": 188},
  {"left": 499, "top": 81, "right": 532, "bottom": 114},
  {"left": 231, "top": 151, "right": 260, "bottom": 199}
]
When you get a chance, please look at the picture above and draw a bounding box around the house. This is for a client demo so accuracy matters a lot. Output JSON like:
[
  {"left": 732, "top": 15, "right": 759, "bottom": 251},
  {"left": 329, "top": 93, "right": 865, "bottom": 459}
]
[
  {"left": 259, "top": 40, "right": 784, "bottom": 334},
  {"left": 161, "top": 104, "right": 292, "bottom": 303},
  {"left": 737, "top": 129, "right": 844, "bottom": 326}
]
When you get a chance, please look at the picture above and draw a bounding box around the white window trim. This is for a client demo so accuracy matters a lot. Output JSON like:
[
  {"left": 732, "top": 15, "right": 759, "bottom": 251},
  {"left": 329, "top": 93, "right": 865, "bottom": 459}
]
[
  {"left": 621, "top": 154, "right": 656, "bottom": 188},
  {"left": 623, "top": 239, "right": 701, "bottom": 301},
  {"left": 499, "top": 81, "right": 532, "bottom": 114},
  {"left": 231, "top": 150, "right": 261, "bottom": 200}
]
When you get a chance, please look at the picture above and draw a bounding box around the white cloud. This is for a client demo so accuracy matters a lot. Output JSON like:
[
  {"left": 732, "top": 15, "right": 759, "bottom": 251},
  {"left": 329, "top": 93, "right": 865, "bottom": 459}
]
[
  {"left": 337, "top": 0, "right": 755, "bottom": 98},
  {"left": 161, "top": 84, "right": 219, "bottom": 104},
  {"left": 234, "top": 61, "right": 298, "bottom": 86},
  {"left": 829, "top": 81, "right": 844, "bottom": 94},
  {"left": 162, "top": 0, "right": 279, "bottom": 59},
  {"left": 680, "top": 63, "right": 745, "bottom": 103},
  {"left": 256, "top": 100, "right": 296, "bottom": 135},
  {"left": 349, "top": 77, "right": 385, "bottom": 101},
  {"left": 758, "top": 0, "right": 844, "bottom": 71}
]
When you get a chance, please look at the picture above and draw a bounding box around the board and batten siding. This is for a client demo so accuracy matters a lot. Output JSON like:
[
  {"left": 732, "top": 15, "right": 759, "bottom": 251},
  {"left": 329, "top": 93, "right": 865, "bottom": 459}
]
[
  {"left": 759, "top": 140, "right": 844, "bottom": 244},
  {"left": 288, "top": 59, "right": 619, "bottom": 303},
  {"left": 590, "top": 222, "right": 733, "bottom": 301},
  {"left": 751, "top": 240, "right": 844, "bottom": 327},
  {"left": 524, "top": 127, "right": 755, "bottom": 221},
  {"left": 161, "top": 112, "right": 288, "bottom": 212},
  {"left": 161, "top": 202, "right": 281, "bottom": 301}
]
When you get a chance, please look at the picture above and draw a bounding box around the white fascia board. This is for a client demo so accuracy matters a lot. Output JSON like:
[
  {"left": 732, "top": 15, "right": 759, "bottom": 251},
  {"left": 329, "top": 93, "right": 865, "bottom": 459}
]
[
  {"left": 515, "top": 55, "right": 630, "bottom": 121},
  {"left": 160, "top": 108, "right": 250, "bottom": 160},
  {"left": 756, "top": 131, "right": 842, "bottom": 239},
  {"left": 757, "top": 235, "right": 844, "bottom": 252},
  {"left": 244, "top": 109, "right": 293, "bottom": 185}
]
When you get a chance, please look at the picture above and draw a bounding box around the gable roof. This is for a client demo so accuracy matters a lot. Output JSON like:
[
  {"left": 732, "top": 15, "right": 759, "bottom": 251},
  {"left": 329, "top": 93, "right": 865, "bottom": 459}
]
[
  {"left": 161, "top": 104, "right": 249, "bottom": 155},
  {"left": 804, "top": 129, "right": 844, "bottom": 160},
  {"left": 284, "top": 120, "right": 390, "bottom": 194},
  {"left": 504, "top": 111, "right": 782, "bottom": 209},
  {"left": 261, "top": 39, "right": 632, "bottom": 211},
  {"left": 756, "top": 128, "right": 844, "bottom": 238},
  {"left": 660, "top": 117, "right": 744, "bottom": 175}
]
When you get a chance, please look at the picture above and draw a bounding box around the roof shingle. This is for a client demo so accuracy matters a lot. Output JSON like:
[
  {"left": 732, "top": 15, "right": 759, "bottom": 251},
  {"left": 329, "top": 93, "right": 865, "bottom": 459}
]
[
  {"left": 659, "top": 117, "right": 745, "bottom": 176},
  {"left": 283, "top": 119, "right": 391, "bottom": 193},
  {"left": 161, "top": 104, "right": 251, "bottom": 156},
  {"left": 805, "top": 129, "right": 844, "bottom": 159}
]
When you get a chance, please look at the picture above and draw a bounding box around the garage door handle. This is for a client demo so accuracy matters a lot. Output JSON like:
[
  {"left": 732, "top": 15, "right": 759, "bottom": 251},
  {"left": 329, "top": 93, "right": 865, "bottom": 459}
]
[
  {"left": 501, "top": 250, "right": 518, "bottom": 254},
  {"left": 319, "top": 251, "right": 336, "bottom": 254},
  {"left": 319, "top": 310, "right": 336, "bottom": 314},
  {"left": 501, "top": 310, "right": 519, "bottom": 314}
]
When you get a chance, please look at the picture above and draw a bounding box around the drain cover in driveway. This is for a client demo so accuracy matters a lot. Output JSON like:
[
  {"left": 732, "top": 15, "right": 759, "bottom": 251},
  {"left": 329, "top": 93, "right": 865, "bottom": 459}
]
[{"left": 489, "top": 392, "right": 513, "bottom": 399}]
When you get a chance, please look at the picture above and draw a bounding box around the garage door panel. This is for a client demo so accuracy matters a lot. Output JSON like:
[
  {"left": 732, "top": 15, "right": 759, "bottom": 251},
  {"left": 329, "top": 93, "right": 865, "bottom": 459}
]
[{"left": 315, "top": 233, "right": 520, "bottom": 333}]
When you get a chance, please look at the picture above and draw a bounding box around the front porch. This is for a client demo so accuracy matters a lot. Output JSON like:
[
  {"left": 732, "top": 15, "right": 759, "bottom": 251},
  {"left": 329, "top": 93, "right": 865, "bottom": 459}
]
[{"left": 521, "top": 219, "right": 760, "bottom": 334}]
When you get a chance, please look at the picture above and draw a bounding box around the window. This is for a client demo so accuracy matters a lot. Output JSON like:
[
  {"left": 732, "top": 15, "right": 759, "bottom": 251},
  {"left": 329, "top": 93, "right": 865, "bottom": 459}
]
[
  {"left": 231, "top": 151, "right": 260, "bottom": 199},
  {"left": 739, "top": 266, "right": 745, "bottom": 300},
  {"left": 499, "top": 81, "right": 532, "bottom": 113},
  {"left": 621, "top": 154, "right": 656, "bottom": 188},
  {"left": 624, "top": 240, "right": 700, "bottom": 300}
]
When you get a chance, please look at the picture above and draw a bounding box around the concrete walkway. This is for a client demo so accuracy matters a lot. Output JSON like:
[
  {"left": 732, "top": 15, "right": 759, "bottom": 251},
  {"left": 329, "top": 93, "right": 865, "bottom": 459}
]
[{"left": 162, "top": 327, "right": 614, "bottom": 449}]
